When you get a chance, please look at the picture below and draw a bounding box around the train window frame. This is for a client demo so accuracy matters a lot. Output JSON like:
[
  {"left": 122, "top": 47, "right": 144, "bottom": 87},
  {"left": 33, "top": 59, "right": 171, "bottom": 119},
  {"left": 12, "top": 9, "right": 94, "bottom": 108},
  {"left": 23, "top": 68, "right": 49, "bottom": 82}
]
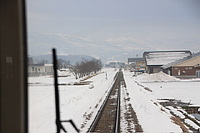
[{"left": 0, "top": 0, "right": 28, "bottom": 133}]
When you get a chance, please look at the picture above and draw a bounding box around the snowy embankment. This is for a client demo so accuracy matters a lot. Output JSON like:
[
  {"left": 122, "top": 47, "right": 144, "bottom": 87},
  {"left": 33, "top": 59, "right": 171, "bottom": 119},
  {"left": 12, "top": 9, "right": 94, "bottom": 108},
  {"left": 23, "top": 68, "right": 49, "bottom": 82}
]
[
  {"left": 123, "top": 71, "right": 182, "bottom": 132},
  {"left": 29, "top": 68, "right": 117, "bottom": 133},
  {"left": 130, "top": 71, "right": 200, "bottom": 132}
]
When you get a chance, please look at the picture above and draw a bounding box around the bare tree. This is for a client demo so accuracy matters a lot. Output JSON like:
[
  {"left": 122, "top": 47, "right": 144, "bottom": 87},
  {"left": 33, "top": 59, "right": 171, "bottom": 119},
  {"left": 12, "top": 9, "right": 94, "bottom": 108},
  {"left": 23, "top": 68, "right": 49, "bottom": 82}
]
[
  {"left": 69, "top": 59, "right": 102, "bottom": 79},
  {"left": 57, "top": 58, "right": 70, "bottom": 70},
  {"left": 38, "top": 59, "right": 48, "bottom": 65}
]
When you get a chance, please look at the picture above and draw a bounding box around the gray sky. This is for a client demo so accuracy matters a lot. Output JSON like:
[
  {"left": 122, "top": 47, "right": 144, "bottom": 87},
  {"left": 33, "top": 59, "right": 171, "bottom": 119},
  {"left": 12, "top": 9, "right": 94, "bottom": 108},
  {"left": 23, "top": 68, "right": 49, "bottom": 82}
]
[{"left": 27, "top": 0, "right": 200, "bottom": 40}]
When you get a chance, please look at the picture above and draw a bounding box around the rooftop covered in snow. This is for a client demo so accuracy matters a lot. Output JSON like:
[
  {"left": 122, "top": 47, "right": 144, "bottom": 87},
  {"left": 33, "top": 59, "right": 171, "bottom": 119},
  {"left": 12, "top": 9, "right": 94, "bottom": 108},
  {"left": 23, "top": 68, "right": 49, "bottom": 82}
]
[
  {"left": 143, "top": 51, "right": 192, "bottom": 66},
  {"left": 162, "top": 52, "right": 200, "bottom": 69}
]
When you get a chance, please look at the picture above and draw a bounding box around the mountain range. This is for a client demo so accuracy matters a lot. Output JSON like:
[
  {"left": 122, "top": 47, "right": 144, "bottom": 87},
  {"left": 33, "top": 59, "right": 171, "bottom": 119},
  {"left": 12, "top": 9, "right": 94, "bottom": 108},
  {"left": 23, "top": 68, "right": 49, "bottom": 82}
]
[
  {"left": 28, "top": 32, "right": 200, "bottom": 63},
  {"left": 31, "top": 54, "right": 95, "bottom": 65}
]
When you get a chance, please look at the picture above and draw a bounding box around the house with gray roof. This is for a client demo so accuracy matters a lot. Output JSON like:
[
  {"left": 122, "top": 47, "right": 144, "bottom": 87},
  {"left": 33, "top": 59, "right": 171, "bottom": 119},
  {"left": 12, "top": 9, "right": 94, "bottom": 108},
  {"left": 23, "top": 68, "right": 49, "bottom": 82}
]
[{"left": 143, "top": 51, "right": 192, "bottom": 74}]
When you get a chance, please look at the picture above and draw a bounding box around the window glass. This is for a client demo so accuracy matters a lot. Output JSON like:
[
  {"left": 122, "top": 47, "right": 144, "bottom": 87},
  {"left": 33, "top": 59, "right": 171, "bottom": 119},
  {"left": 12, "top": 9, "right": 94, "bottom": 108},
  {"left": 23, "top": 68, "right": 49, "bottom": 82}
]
[{"left": 27, "top": 1, "right": 200, "bottom": 133}]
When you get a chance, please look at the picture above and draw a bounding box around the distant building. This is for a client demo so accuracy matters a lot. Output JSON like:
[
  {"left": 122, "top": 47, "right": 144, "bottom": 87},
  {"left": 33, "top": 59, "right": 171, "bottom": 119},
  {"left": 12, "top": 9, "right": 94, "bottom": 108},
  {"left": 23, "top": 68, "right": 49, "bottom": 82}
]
[
  {"left": 105, "top": 61, "right": 125, "bottom": 68},
  {"left": 143, "top": 51, "right": 192, "bottom": 74},
  {"left": 126, "top": 58, "right": 145, "bottom": 71},
  {"left": 162, "top": 52, "right": 200, "bottom": 78},
  {"left": 128, "top": 58, "right": 145, "bottom": 64},
  {"left": 28, "top": 64, "right": 53, "bottom": 76}
]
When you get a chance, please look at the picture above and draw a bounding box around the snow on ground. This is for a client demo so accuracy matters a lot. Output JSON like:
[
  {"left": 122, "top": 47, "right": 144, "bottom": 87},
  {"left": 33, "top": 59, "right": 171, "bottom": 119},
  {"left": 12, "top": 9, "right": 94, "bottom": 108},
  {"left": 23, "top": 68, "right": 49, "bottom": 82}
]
[
  {"left": 185, "top": 119, "right": 199, "bottom": 130},
  {"left": 132, "top": 71, "right": 200, "bottom": 132},
  {"left": 123, "top": 71, "right": 182, "bottom": 132},
  {"left": 29, "top": 68, "right": 200, "bottom": 133},
  {"left": 136, "top": 71, "right": 179, "bottom": 82},
  {"left": 29, "top": 68, "right": 117, "bottom": 133},
  {"left": 166, "top": 106, "right": 185, "bottom": 119},
  {"left": 135, "top": 72, "right": 200, "bottom": 105},
  {"left": 142, "top": 81, "right": 200, "bottom": 105}
]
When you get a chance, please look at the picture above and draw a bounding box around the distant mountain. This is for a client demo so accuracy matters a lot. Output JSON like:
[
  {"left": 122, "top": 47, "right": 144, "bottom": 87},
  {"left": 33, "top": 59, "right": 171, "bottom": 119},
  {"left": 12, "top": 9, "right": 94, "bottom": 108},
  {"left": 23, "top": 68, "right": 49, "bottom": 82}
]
[
  {"left": 28, "top": 32, "right": 142, "bottom": 63},
  {"left": 28, "top": 32, "right": 200, "bottom": 63},
  {"left": 31, "top": 54, "right": 96, "bottom": 65}
]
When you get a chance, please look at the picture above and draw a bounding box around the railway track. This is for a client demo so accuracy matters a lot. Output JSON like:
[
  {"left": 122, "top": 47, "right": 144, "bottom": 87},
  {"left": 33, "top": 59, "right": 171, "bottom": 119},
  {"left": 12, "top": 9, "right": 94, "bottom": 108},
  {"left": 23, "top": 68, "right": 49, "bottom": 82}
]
[{"left": 88, "top": 70, "right": 125, "bottom": 133}]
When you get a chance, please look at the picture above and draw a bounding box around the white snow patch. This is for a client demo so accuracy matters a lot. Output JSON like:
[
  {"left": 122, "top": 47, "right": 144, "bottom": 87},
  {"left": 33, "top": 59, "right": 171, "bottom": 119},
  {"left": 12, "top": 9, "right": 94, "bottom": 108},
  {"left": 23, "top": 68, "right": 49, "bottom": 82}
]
[
  {"left": 136, "top": 71, "right": 179, "bottom": 82},
  {"left": 167, "top": 106, "right": 185, "bottom": 119},
  {"left": 184, "top": 119, "right": 200, "bottom": 130}
]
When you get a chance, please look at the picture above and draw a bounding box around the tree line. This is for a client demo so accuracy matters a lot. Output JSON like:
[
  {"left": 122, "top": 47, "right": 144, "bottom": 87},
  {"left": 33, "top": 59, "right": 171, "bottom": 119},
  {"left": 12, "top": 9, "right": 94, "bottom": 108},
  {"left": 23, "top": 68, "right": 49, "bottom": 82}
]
[
  {"left": 57, "top": 58, "right": 102, "bottom": 79},
  {"left": 28, "top": 57, "right": 102, "bottom": 79},
  {"left": 69, "top": 59, "right": 102, "bottom": 79}
]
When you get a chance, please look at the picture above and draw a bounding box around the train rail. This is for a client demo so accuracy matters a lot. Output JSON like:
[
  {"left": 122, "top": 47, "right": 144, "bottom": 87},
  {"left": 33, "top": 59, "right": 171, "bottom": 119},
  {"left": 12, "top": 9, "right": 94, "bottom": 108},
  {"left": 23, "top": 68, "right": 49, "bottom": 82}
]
[{"left": 88, "top": 70, "right": 125, "bottom": 132}]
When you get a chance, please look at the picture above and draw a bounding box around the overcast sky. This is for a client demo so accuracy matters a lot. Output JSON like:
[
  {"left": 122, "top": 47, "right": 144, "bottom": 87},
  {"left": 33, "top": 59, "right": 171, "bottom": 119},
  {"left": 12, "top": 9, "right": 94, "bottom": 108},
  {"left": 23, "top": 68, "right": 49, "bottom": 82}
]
[{"left": 27, "top": 0, "right": 200, "bottom": 40}]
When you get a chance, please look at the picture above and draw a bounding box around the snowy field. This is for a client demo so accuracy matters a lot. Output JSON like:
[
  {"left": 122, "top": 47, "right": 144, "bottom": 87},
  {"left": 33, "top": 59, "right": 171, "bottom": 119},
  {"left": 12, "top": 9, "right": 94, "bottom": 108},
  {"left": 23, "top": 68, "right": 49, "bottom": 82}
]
[
  {"left": 29, "top": 68, "right": 200, "bottom": 133},
  {"left": 29, "top": 68, "right": 117, "bottom": 133},
  {"left": 135, "top": 72, "right": 200, "bottom": 105},
  {"left": 124, "top": 71, "right": 200, "bottom": 132}
]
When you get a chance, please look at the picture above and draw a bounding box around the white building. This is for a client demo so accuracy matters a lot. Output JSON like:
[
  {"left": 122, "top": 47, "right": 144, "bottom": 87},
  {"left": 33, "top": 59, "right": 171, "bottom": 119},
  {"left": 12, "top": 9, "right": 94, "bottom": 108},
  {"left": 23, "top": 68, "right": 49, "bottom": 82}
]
[{"left": 28, "top": 64, "right": 53, "bottom": 76}]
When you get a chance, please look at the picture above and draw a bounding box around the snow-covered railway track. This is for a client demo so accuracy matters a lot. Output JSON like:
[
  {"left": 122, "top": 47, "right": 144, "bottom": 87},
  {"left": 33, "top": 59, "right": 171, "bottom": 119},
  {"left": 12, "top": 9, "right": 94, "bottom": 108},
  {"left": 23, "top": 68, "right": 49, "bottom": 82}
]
[{"left": 88, "top": 70, "right": 124, "bottom": 132}]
